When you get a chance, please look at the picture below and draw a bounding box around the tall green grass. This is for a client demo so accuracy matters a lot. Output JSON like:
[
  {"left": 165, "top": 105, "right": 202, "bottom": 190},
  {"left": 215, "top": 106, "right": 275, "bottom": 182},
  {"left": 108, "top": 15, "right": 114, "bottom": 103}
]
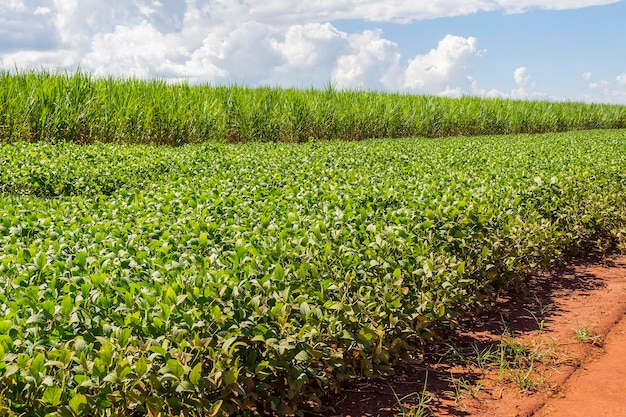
[{"left": 1, "top": 70, "right": 625, "bottom": 144}]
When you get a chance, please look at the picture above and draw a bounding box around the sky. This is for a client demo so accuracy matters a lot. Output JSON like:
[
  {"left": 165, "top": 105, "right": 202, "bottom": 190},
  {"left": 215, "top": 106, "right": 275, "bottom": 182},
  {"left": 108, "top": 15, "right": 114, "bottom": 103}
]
[{"left": 1, "top": 1, "right": 625, "bottom": 104}]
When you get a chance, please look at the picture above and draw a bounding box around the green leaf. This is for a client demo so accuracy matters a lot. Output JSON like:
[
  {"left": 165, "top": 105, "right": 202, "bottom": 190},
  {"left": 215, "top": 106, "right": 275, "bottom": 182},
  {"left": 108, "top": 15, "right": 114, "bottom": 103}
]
[
  {"left": 74, "top": 338, "right": 88, "bottom": 353},
  {"left": 199, "top": 232, "right": 209, "bottom": 247},
  {"left": 164, "top": 286, "right": 177, "bottom": 304},
  {"left": 0, "top": 320, "right": 12, "bottom": 334},
  {"left": 41, "top": 386, "right": 63, "bottom": 406},
  {"left": 99, "top": 344, "right": 113, "bottom": 367},
  {"left": 61, "top": 295, "right": 74, "bottom": 316},
  {"left": 208, "top": 400, "right": 223, "bottom": 417},
  {"left": 69, "top": 394, "right": 88, "bottom": 416},
  {"left": 103, "top": 372, "right": 119, "bottom": 383},
  {"left": 30, "top": 352, "right": 46, "bottom": 375},
  {"left": 27, "top": 313, "right": 45, "bottom": 325},
  {"left": 42, "top": 300, "right": 55, "bottom": 317},
  {"left": 74, "top": 252, "right": 88, "bottom": 268},
  {"left": 166, "top": 359, "right": 185, "bottom": 380},
  {"left": 273, "top": 264, "right": 285, "bottom": 280},
  {"left": 299, "top": 302, "right": 310, "bottom": 317},
  {"left": 189, "top": 362, "right": 202, "bottom": 386},
  {"left": 423, "top": 260, "right": 434, "bottom": 275},
  {"left": 135, "top": 357, "right": 148, "bottom": 378},
  {"left": 294, "top": 350, "right": 312, "bottom": 362},
  {"left": 36, "top": 252, "right": 47, "bottom": 269},
  {"left": 117, "top": 328, "right": 132, "bottom": 348},
  {"left": 421, "top": 219, "right": 434, "bottom": 229},
  {"left": 210, "top": 305, "right": 222, "bottom": 321},
  {"left": 223, "top": 369, "right": 237, "bottom": 386}
]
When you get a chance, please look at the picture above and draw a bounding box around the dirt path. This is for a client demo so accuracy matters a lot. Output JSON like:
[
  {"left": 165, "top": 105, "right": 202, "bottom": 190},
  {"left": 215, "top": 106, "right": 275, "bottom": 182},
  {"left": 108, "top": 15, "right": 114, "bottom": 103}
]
[
  {"left": 327, "top": 254, "right": 626, "bottom": 417},
  {"left": 537, "top": 309, "right": 626, "bottom": 417}
]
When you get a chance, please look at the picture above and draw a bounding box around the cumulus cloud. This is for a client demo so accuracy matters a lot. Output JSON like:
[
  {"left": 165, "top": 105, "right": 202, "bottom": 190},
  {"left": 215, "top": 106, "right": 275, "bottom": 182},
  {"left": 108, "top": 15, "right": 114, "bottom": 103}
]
[
  {"left": 34, "top": 7, "right": 51, "bottom": 16},
  {"left": 511, "top": 66, "right": 547, "bottom": 99},
  {"left": 590, "top": 80, "right": 610, "bottom": 89},
  {"left": 471, "top": 67, "right": 547, "bottom": 100},
  {"left": 270, "top": 23, "right": 348, "bottom": 87},
  {"left": 0, "top": 0, "right": 620, "bottom": 97},
  {"left": 333, "top": 30, "right": 403, "bottom": 90},
  {"left": 582, "top": 72, "right": 592, "bottom": 80},
  {"left": 581, "top": 73, "right": 626, "bottom": 104},
  {"left": 1, "top": 1, "right": 491, "bottom": 95},
  {"left": 494, "top": 0, "right": 619, "bottom": 14},
  {"left": 82, "top": 21, "right": 188, "bottom": 79},
  {"left": 403, "top": 35, "right": 484, "bottom": 95},
  {"left": 246, "top": 0, "right": 618, "bottom": 23}
]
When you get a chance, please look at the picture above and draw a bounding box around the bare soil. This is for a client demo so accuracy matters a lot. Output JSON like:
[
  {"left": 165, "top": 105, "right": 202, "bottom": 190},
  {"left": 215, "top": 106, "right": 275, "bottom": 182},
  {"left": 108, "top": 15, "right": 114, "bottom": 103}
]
[{"left": 322, "top": 253, "right": 626, "bottom": 417}]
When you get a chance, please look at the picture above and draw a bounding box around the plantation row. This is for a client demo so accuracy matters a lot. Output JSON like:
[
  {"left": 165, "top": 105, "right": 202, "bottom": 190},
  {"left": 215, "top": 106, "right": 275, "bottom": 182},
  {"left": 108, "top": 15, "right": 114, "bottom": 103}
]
[
  {"left": 0, "top": 130, "right": 625, "bottom": 415},
  {"left": 2, "top": 71, "right": 626, "bottom": 145}
]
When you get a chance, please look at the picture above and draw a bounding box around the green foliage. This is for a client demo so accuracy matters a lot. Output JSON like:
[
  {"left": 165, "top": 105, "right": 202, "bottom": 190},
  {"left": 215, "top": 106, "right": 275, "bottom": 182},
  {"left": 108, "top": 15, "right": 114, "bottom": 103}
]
[
  {"left": 0, "top": 141, "right": 181, "bottom": 197},
  {"left": 0, "top": 130, "right": 625, "bottom": 415},
  {"left": 2, "top": 70, "right": 626, "bottom": 145}
]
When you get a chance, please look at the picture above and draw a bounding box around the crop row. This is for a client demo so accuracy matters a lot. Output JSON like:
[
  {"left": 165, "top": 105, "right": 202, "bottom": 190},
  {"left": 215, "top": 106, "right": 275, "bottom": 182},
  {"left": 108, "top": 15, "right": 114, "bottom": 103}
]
[
  {"left": 0, "top": 130, "right": 625, "bottom": 415},
  {"left": 2, "top": 71, "right": 626, "bottom": 145}
]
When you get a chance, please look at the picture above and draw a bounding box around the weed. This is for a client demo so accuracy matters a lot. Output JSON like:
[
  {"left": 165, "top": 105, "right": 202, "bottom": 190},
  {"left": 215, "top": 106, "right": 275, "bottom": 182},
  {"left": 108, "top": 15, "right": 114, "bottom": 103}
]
[
  {"left": 524, "top": 293, "right": 554, "bottom": 332},
  {"left": 390, "top": 372, "right": 432, "bottom": 417},
  {"left": 450, "top": 375, "right": 483, "bottom": 402},
  {"left": 510, "top": 362, "right": 546, "bottom": 393},
  {"left": 574, "top": 324, "right": 602, "bottom": 346}
]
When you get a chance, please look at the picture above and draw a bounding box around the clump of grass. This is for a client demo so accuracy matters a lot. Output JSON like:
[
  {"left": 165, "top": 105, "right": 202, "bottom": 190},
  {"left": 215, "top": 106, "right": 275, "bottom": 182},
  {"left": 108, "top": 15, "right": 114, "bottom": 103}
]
[
  {"left": 574, "top": 324, "right": 602, "bottom": 346},
  {"left": 2, "top": 69, "right": 626, "bottom": 145},
  {"left": 390, "top": 374, "right": 432, "bottom": 417},
  {"left": 450, "top": 375, "right": 483, "bottom": 402},
  {"left": 443, "top": 330, "right": 562, "bottom": 400}
]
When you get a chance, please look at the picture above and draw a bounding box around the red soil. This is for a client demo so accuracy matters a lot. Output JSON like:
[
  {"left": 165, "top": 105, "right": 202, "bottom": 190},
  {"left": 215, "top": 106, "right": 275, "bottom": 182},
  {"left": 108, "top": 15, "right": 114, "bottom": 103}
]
[{"left": 324, "top": 254, "right": 626, "bottom": 417}]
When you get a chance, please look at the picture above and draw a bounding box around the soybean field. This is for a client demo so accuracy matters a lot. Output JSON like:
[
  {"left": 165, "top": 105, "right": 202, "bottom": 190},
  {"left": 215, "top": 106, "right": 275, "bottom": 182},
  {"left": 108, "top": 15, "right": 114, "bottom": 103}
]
[{"left": 1, "top": 130, "right": 626, "bottom": 415}]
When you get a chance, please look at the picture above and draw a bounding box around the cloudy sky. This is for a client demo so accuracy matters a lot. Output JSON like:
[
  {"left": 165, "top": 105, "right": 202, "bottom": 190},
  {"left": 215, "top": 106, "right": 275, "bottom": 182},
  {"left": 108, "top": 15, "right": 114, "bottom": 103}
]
[{"left": 2, "top": 0, "right": 625, "bottom": 103}]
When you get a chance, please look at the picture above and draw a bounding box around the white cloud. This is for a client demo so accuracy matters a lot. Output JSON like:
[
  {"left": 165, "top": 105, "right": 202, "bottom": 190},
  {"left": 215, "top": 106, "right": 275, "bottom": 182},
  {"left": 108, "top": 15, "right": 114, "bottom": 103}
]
[
  {"left": 0, "top": 0, "right": 621, "bottom": 99},
  {"left": 34, "top": 7, "right": 51, "bottom": 16},
  {"left": 471, "top": 66, "right": 547, "bottom": 100},
  {"left": 269, "top": 23, "right": 349, "bottom": 87},
  {"left": 581, "top": 72, "right": 626, "bottom": 104},
  {"left": 582, "top": 71, "right": 592, "bottom": 80},
  {"left": 1, "top": 1, "right": 27, "bottom": 12},
  {"left": 495, "top": 0, "right": 619, "bottom": 14},
  {"left": 1, "top": 49, "right": 79, "bottom": 70},
  {"left": 333, "top": 30, "right": 403, "bottom": 90},
  {"left": 511, "top": 66, "right": 547, "bottom": 99},
  {"left": 511, "top": 66, "right": 541, "bottom": 99},
  {"left": 246, "top": 0, "right": 618, "bottom": 23},
  {"left": 513, "top": 66, "right": 530, "bottom": 86},
  {"left": 590, "top": 80, "right": 610, "bottom": 89},
  {"left": 186, "top": 20, "right": 283, "bottom": 83},
  {"left": 1, "top": 1, "right": 489, "bottom": 95},
  {"left": 404, "top": 35, "right": 484, "bottom": 94},
  {"left": 82, "top": 22, "right": 185, "bottom": 79}
]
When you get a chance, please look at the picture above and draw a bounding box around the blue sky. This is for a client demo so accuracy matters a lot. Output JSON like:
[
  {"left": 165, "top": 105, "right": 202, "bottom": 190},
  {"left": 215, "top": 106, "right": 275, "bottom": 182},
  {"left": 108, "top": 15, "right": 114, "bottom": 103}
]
[
  {"left": 334, "top": 2, "right": 626, "bottom": 101},
  {"left": 1, "top": 1, "right": 625, "bottom": 103}
]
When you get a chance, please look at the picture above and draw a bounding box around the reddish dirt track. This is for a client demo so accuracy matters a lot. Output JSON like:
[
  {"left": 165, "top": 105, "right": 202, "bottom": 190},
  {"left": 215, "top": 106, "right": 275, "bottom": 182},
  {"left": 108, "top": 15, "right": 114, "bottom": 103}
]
[
  {"left": 537, "top": 309, "right": 626, "bottom": 417},
  {"left": 326, "top": 254, "right": 626, "bottom": 417}
]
